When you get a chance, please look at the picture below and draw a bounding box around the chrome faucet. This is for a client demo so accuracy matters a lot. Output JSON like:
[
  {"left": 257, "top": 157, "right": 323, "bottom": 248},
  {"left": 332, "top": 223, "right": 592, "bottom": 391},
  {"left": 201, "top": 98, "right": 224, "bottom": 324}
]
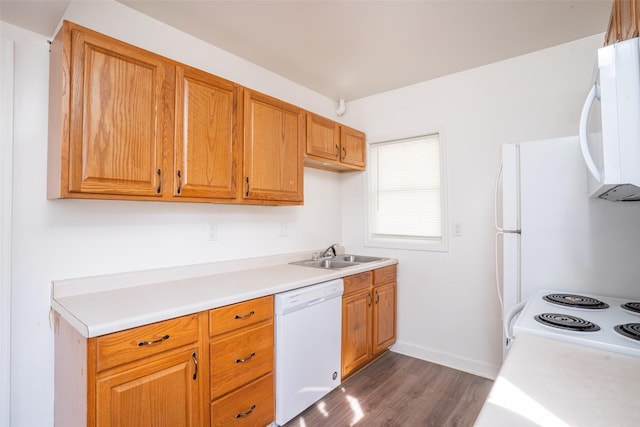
[{"left": 320, "top": 243, "right": 339, "bottom": 259}]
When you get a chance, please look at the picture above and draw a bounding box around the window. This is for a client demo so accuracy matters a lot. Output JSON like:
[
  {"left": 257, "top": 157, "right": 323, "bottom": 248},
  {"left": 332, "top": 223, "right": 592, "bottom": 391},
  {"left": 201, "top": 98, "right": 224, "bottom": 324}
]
[{"left": 366, "top": 133, "right": 447, "bottom": 251}]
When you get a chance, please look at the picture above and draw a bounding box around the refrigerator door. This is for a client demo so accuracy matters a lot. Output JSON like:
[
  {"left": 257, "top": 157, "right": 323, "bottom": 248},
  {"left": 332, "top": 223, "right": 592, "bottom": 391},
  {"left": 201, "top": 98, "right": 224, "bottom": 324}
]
[
  {"left": 501, "top": 144, "right": 519, "bottom": 233},
  {"left": 499, "top": 143, "right": 521, "bottom": 357}
]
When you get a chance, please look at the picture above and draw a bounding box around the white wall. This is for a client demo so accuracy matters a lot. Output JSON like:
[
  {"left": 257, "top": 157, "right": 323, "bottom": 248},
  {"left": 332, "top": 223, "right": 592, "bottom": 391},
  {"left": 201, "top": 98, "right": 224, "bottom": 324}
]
[
  {"left": 1, "top": 1, "right": 618, "bottom": 425},
  {"left": 1, "top": 1, "right": 349, "bottom": 425},
  {"left": 341, "top": 34, "right": 606, "bottom": 378}
]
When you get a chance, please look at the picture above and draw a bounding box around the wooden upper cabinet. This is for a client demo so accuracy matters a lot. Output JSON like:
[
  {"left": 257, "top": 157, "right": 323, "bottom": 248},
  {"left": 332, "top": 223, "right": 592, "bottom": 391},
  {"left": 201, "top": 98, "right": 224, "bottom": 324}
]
[
  {"left": 49, "top": 21, "right": 173, "bottom": 198},
  {"left": 49, "top": 20, "right": 307, "bottom": 206},
  {"left": 605, "top": 0, "right": 640, "bottom": 45},
  {"left": 243, "top": 90, "right": 304, "bottom": 204},
  {"left": 306, "top": 113, "right": 341, "bottom": 161},
  {"left": 340, "top": 125, "right": 366, "bottom": 169},
  {"left": 174, "top": 66, "right": 239, "bottom": 199},
  {"left": 305, "top": 112, "right": 366, "bottom": 172}
]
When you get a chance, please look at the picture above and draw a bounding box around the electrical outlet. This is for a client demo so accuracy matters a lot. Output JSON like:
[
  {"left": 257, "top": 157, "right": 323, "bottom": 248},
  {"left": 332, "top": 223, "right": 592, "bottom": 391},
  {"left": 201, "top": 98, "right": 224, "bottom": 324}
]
[
  {"left": 279, "top": 223, "right": 288, "bottom": 237},
  {"left": 207, "top": 224, "right": 217, "bottom": 241},
  {"left": 453, "top": 222, "right": 463, "bottom": 236}
]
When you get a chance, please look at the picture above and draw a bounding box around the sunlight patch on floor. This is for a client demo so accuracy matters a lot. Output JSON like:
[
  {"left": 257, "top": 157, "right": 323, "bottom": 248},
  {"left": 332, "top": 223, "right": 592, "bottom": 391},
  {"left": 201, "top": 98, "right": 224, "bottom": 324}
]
[
  {"left": 290, "top": 385, "right": 366, "bottom": 426},
  {"left": 346, "top": 394, "right": 364, "bottom": 426},
  {"left": 317, "top": 401, "right": 329, "bottom": 417}
]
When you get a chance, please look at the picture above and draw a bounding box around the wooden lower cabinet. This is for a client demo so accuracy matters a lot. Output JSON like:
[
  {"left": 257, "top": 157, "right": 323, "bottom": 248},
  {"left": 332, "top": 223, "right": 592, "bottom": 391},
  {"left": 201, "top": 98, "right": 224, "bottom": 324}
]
[
  {"left": 54, "top": 312, "right": 207, "bottom": 427},
  {"left": 341, "top": 288, "right": 372, "bottom": 377},
  {"left": 96, "top": 347, "right": 202, "bottom": 427},
  {"left": 55, "top": 269, "right": 393, "bottom": 426},
  {"left": 372, "top": 281, "right": 397, "bottom": 355},
  {"left": 208, "top": 295, "right": 275, "bottom": 426},
  {"left": 342, "top": 265, "right": 397, "bottom": 379}
]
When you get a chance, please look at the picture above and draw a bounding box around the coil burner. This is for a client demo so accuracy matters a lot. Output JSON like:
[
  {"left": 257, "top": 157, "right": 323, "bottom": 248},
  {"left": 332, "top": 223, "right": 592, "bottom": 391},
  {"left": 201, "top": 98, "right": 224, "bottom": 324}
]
[
  {"left": 621, "top": 302, "right": 640, "bottom": 315},
  {"left": 614, "top": 323, "right": 640, "bottom": 342},
  {"left": 534, "top": 313, "right": 601, "bottom": 332},
  {"left": 543, "top": 293, "right": 609, "bottom": 309}
]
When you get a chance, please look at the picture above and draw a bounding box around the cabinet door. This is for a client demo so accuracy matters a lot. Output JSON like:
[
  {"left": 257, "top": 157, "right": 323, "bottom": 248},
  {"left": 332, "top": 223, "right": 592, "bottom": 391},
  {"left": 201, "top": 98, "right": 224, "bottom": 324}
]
[
  {"left": 306, "top": 113, "right": 340, "bottom": 161},
  {"left": 243, "top": 90, "right": 303, "bottom": 203},
  {"left": 342, "top": 289, "right": 372, "bottom": 379},
  {"left": 174, "top": 66, "right": 238, "bottom": 199},
  {"left": 67, "top": 23, "right": 172, "bottom": 196},
  {"left": 340, "top": 126, "right": 366, "bottom": 169},
  {"left": 372, "top": 281, "right": 397, "bottom": 356},
  {"left": 96, "top": 348, "right": 201, "bottom": 427}
]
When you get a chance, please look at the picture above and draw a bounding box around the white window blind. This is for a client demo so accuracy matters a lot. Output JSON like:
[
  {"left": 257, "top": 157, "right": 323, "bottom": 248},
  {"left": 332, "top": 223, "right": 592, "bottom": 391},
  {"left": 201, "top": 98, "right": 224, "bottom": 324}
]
[{"left": 368, "top": 133, "right": 446, "bottom": 250}]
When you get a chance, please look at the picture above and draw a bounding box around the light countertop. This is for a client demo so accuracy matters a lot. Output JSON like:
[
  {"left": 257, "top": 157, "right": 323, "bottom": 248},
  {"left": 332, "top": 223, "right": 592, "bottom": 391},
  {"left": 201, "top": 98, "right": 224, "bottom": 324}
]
[
  {"left": 475, "top": 334, "right": 640, "bottom": 427},
  {"left": 51, "top": 250, "right": 397, "bottom": 338}
]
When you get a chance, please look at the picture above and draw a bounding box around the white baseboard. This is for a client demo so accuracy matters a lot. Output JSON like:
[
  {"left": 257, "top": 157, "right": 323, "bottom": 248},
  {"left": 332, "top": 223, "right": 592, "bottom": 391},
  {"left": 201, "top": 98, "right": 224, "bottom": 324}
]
[{"left": 390, "top": 340, "right": 500, "bottom": 380}]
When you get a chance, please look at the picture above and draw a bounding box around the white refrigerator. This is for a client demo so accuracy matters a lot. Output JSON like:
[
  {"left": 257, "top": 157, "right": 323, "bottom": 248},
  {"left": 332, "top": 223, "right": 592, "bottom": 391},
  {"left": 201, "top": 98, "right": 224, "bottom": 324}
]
[{"left": 499, "top": 136, "right": 640, "bottom": 355}]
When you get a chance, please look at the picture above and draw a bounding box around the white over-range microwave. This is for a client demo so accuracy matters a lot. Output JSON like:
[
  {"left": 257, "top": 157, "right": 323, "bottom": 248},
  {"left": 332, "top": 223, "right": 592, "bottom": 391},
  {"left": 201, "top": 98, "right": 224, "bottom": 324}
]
[{"left": 579, "top": 37, "right": 640, "bottom": 201}]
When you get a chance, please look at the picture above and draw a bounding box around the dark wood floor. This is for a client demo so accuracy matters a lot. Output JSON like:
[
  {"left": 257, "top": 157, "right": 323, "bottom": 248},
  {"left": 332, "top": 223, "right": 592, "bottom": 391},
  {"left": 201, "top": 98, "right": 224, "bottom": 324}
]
[{"left": 284, "top": 351, "right": 493, "bottom": 427}]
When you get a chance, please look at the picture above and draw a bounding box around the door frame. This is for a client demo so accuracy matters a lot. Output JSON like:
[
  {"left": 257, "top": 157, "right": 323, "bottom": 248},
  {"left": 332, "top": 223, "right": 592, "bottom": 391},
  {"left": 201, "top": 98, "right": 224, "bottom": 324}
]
[{"left": 1, "top": 37, "right": 14, "bottom": 427}]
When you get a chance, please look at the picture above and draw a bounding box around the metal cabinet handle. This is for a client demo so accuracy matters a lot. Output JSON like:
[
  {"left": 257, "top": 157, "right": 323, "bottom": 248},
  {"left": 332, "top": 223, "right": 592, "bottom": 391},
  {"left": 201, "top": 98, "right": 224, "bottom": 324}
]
[
  {"left": 192, "top": 352, "right": 198, "bottom": 380},
  {"left": 137, "top": 334, "right": 170, "bottom": 347},
  {"left": 236, "top": 405, "right": 256, "bottom": 418},
  {"left": 335, "top": 144, "right": 339, "bottom": 159},
  {"left": 234, "top": 310, "right": 255, "bottom": 319},
  {"left": 375, "top": 289, "right": 380, "bottom": 304},
  {"left": 176, "top": 170, "right": 182, "bottom": 194},
  {"left": 367, "top": 292, "right": 372, "bottom": 307},
  {"left": 235, "top": 352, "right": 256, "bottom": 363},
  {"left": 342, "top": 147, "right": 347, "bottom": 160},
  {"left": 156, "top": 169, "right": 162, "bottom": 193},
  {"left": 245, "top": 176, "right": 250, "bottom": 197}
]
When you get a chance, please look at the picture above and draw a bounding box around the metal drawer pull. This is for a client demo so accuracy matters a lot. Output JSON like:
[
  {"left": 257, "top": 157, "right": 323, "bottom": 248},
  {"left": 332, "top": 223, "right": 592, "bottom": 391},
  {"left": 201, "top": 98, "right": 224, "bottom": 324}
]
[
  {"left": 234, "top": 310, "right": 255, "bottom": 319},
  {"left": 137, "top": 334, "right": 170, "bottom": 347},
  {"left": 192, "top": 352, "right": 198, "bottom": 380},
  {"left": 236, "top": 405, "right": 256, "bottom": 418},
  {"left": 376, "top": 289, "right": 380, "bottom": 304},
  {"left": 335, "top": 144, "right": 339, "bottom": 159},
  {"left": 235, "top": 352, "right": 256, "bottom": 363},
  {"left": 367, "top": 292, "right": 372, "bottom": 307}
]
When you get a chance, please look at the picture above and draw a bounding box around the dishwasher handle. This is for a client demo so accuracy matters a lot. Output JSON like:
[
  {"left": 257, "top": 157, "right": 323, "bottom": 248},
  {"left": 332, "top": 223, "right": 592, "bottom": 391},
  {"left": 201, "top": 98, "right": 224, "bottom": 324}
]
[{"left": 306, "top": 297, "right": 326, "bottom": 307}]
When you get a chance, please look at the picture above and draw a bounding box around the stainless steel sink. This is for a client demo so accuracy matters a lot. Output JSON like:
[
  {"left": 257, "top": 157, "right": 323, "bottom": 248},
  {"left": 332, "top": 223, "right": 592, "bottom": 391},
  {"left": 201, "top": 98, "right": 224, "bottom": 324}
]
[
  {"left": 334, "top": 254, "right": 384, "bottom": 263},
  {"left": 290, "top": 254, "right": 386, "bottom": 269},
  {"left": 290, "top": 259, "right": 359, "bottom": 269}
]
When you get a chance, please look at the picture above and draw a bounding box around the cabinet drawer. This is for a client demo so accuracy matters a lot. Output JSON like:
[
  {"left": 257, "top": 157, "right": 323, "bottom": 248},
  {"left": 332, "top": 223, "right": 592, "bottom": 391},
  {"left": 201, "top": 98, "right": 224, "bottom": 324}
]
[
  {"left": 373, "top": 264, "right": 397, "bottom": 286},
  {"left": 211, "top": 373, "right": 274, "bottom": 427},
  {"left": 95, "top": 313, "right": 200, "bottom": 372},
  {"left": 343, "top": 271, "right": 372, "bottom": 295},
  {"left": 209, "top": 295, "right": 273, "bottom": 337},
  {"left": 210, "top": 322, "right": 274, "bottom": 399}
]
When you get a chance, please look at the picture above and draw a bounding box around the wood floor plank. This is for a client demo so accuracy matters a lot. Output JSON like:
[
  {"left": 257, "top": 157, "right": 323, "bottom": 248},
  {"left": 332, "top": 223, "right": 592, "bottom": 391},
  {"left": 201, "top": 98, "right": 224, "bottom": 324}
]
[{"left": 284, "top": 351, "right": 493, "bottom": 427}]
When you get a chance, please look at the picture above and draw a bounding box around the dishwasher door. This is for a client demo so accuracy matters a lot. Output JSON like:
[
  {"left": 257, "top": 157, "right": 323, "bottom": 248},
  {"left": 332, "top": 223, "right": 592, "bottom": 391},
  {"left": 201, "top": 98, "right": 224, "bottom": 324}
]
[{"left": 274, "top": 278, "right": 344, "bottom": 426}]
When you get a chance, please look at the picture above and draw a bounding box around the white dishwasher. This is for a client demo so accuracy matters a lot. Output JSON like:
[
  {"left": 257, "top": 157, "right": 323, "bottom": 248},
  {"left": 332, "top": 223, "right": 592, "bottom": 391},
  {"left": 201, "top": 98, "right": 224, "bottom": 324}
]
[{"left": 274, "top": 278, "right": 344, "bottom": 426}]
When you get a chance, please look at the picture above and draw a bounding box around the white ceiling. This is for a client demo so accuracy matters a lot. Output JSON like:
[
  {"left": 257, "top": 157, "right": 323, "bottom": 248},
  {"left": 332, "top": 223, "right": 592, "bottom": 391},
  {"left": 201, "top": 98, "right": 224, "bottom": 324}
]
[{"left": 1, "top": 0, "right": 612, "bottom": 101}]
